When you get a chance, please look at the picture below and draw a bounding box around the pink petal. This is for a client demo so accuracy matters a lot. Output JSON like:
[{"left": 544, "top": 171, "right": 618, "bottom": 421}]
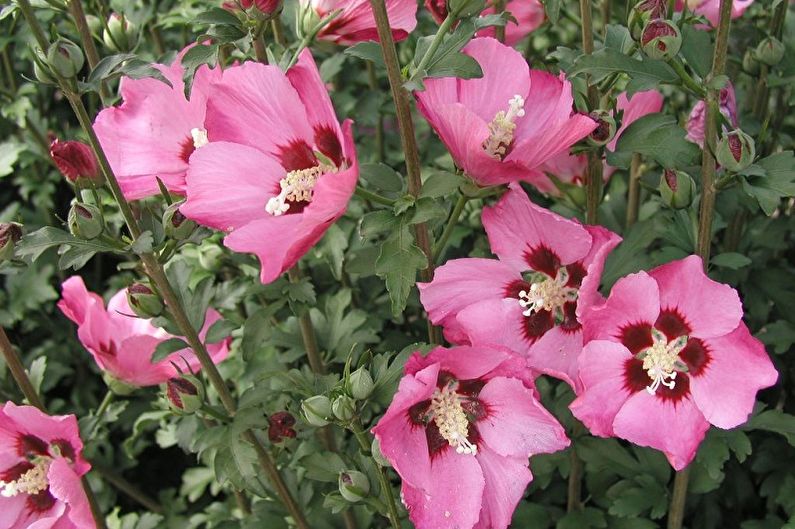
[
  {"left": 182, "top": 141, "right": 283, "bottom": 232},
  {"left": 690, "top": 324, "right": 778, "bottom": 429},
  {"left": 410, "top": 345, "right": 515, "bottom": 381},
  {"left": 582, "top": 271, "right": 660, "bottom": 343},
  {"left": 649, "top": 255, "right": 742, "bottom": 339},
  {"left": 57, "top": 276, "right": 103, "bottom": 327},
  {"left": 612, "top": 391, "right": 710, "bottom": 470},
  {"left": 47, "top": 458, "right": 95, "bottom": 529},
  {"left": 473, "top": 449, "right": 533, "bottom": 529},
  {"left": 106, "top": 289, "right": 165, "bottom": 338},
  {"left": 456, "top": 298, "right": 529, "bottom": 357},
  {"left": 576, "top": 224, "right": 622, "bottom": 317},
  {"left": 418, "top": 258, "right": 519, "bottom": 340},
  {"left": 535, "top": 151, "right": 588, "bottom": 193},
  {"left": 478, "top": 0, "right": 545, "bottom": 46},
  {"left": 569, "top": 340, "right": 634, "bottom": 435},
  {"left": 527, "top": 326, "right": 583, "bottom": 390},
  {"left": 313, "top": 0, "right": 417, "bottom": 45},
  {"left": 1, "top": 401, "right": 84, "bottom": 450},
  {"left": 0, "top": 495, "right": 28, "bottom": 529},
  {"left": 477, "top": 376, "right": 569, "bottom": 458},
  {"left": 114, "top": 334, "right": 174, "bottom": 386},
  {"left": 607, "top": 90, "right": 664, "bottom": 152},
  {"left": 483, "top": 185, "right": 592, "bottom": 272},
  {"left": 286, "top": 49, "right": 344, "bottom": 139}
]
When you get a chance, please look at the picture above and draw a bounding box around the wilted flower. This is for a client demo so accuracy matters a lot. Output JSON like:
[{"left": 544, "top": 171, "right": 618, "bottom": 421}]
[
  {"left": 267, "top": 411, "right": 297, "bottom": 442},
  {"left": 686, "top": 82, "right": 737, "bottom": 148},
  {"left": 0, "top": 222, "right": 22, "bottom": 262}
]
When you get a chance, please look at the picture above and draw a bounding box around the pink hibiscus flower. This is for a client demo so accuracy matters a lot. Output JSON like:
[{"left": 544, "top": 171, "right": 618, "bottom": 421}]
[
  {"left": 478, "top": 0, "right": 546, "bottom": 47},
  {"left": 372, "top": 345, "right": 569, "bottom": 529},
  {"left": 533, "top": 89, "right": 664, "bottom": 194},
  {"left": 676, "top": 0, "right": 754, "bottom": 26},
  {"left": 57, "top": 276, "right": 229, "bottom": 387},
  {"left": 686, "top": 83, "right": 737, "bottom": 148},
  {"left": 0, "top": 402, "right": 94, "bottom": 529},
  {"left": 300, "top": 0, "right": 417, "bottom": 45},
  {"left": 418, "top": 186, "right": 621, "bottom": 390},
  {"left": 94, "top": 46, "right": 221, "bottom": 200},
  {"left": 415, "top": 37, "right": 597, "bottom": 187},
  {"left": 570, "top": 256, "right": 778, "bottom": 469},
  {"left": 181, "top": 49, "right": 358, "bottom": 284}
]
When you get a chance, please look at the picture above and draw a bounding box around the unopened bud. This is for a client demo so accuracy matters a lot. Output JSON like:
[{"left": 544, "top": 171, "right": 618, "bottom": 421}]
[
  {"left": 716, "top": 130, "right": 755, "bottom": 172},
  {"left": 371, "top": 437, "right": 390, "bottom": 467},
  {"left": 268, "top": 411, "right": 297, "bottom": 443},
  {"left": 338, "top": 470, "right": 370, "bottom": 502},
  {"left": 163, "top": 202, "right": 196, "bottom": 240},
  {"left": 223, "top": 0, "right": 281, "bottom": 17},
  {"left": 197, "top": 240, "right": 224, "bottom": 271},
  {"left": 33, "top": 58, "right": 55, "bottom": 85},
  {"left": 166, "top": 375, "right": 205, "bottom": 414},
  {"left": 755, "top": 37, "right": 784, "bottom": 67},
  {"left": 0, "top": 223, "right": 22, "bottom": 262},
  {"left": 742, "top": 50, "right": 760, "bottom": 75},
  {"left": 302, "top": 395, "right": 332, "bottom": 426},
  {"left": 299, "top": 4, "right": 322, "bottom": 39},
  {"left": 103, "top": 372, "right": 136, "bottom": 395},
  {"left": 50, "top": 138, "right": 102, "bottom": 186},
  {"left": 126, "top": 282, "right": 164, "bottom": 318},
  {"left": 659, "top": 169, "right": 694, "bottom": 209},
  {"left": 348, "top": 367, "right": 374, "bottom": 400},
  {"left": 103, "top": 13, "right": 138, "bottom": 52},
  {"left": 47, "top": 38, "right": 85, "bottom": 78},
  {"left": 68, "top": 203, "right": 103, "bottom": 239},
  {"left": 587, "top": 111, "right": 616, "bottom": 147},
  {"left": 424, "top": 0, "right": 448, "bottom": 24},
  {"left": 640, "top": 19, "right": 681, "bottom": 61},
  {"left": 85, "top": 14, "right": 102, "bottom": 36},
  {"left": 628, "top": 0, "right": 667, "bottom": 40},
  {"left": 332, "top": 395, "right": 355, "bottom": 422}
]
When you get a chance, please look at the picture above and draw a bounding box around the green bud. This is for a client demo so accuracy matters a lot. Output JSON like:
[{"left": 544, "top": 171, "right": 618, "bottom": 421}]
[
  {"left": 338, "top": 470, "right": 370, "bottom": 502},
  {"left": 103, "top": 372, "right": 137, "bottom": 396},
  {"left": 85, "top": 14, "right": 102, "bottom": 36},
  {"left": 742, "top": 50, "right": 760, "bottom": 75},
  {"left": 371, "top": 437, "right": 390, "bottom": 467},
  {"left": 126, "top": 282, "right": 164, "bottom": 318},
  {"left": 197, "top": 240, "right": 224, "bottom": 271},
  {"left": 46, "top": 38, "right": 85, "bottom": 79},
  {"left": 103, "top": 13, "right": 138, "bottom": 52},
  {"left": 587, "top": 110, "right": 616, "bottom": 147},
  {"left": 0, "top": 223, "right": 22, "bottom": 263},
  {"left": 755, "top": 37, "right": 785, "bottom": 67},
  {"left": 298, "top": 3, "right": 321, "bottom": 40},
  {"left": 332, "top": 395, "right": 356, "bottom": 422},
  {"left": 658, "top": 169, "right": 694, "bottom": 209},
  {"left": 166, "top": 375, "right": 205, "bottom": 414},
  {"left": 628, "top": 0, "right": 667, "bottom": 40},
  {"left": 348, "top": 367, "right": 374, "bottom": 400},
  {"left": 716, "top": 129, "right": 755, "bottom": 172},
  {"left": 68, "top": 203, "right": 103, "bottom": 239},
  {"left": 163, "top": 202, "right": 196, "bottom": 240},
  {"left": 33, "top": 53, "right": 55, "bottom": 85},
  {"left": 640, "top": 19, "right": 681, "bottom": 61},
  {"left": 302, "top": 395, "right": 332, "bottom": 426}
]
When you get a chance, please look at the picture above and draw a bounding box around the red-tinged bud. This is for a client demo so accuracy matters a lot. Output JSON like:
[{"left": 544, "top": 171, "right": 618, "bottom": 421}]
[
  {"left": 659, "top": 169, "right": 694, "bottom": 209},
  {"left": 163, "top": 201, "right": 196, "bottom": 240},
  {"left": 0, "top": 222, "right": 22, "bottom": 262},
  {"left": 267, "top": 411, "right": 297, "bottom": 443},
  {"left": 755, "top": 37, "right": 784, "bottom": 67},
  {"left": 126, "top": 282, "right": 164, "bottom": 318},
  {"left": 50, "top": 138, "right": 102, "bottom": 186},
  {"left": 640, "top": 19, "right": 681, "bottom": 61},
  {"left": 224, "top": 0, "right": 281, "bottom": 16},
  {"left": 68, "top": 203, "right": 104, "bottom": 239},
  {"left": 103, "top": 13, "right": 137, "bottom": 52},
  {"left": 587, "top": 110, "right": 617, "bottom": 147},
  {"left": 425, "top": 0, "right": 448, "bottom": 24},
  {"left": 166, "top": 375, "right": 205, "bottom": 414},
  {"left": 628, "top": 0, "right": 667, "bottom": 40},
  {"left": 339, "top": 470, "right": 370, "bottom": 502},
  {"left": 46, "top": 38, "right": 85, "bottom": 78},
  {"left": 716, "top": 129, "right": 755, "bottom": 172}
]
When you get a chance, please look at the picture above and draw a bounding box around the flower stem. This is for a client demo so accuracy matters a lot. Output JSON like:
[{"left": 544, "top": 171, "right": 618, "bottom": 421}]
[
  {"left": 579, "top": 0, "right": 602, "bottom": 225},
  {"left": 66, "top": 0, "right": 109, "bottom": 100},
  {"left": 432, "top": 193, "right": 468, "bottom": 262},
  {"left": 0, "top": 326, "right": 108, "bottom": 529},
  {"left": 355, "top": 185, "right": 395, "bottom": 206},
  {"left": 413, "top": 13, "right": 456, "bottom": 76},
  {"left": 667, "top": 465, "right": 691, "bottom": 529},
  {"left": 669, "top": 58, "right": 706, "bottom": 97},
  {"left": 352, "top": 423, "right": 401, "bottom": 529},
  {"left": 366, "top": 61, "right": 385, "bottom": 162},
  {"left": 252, "top": 20, "right": 269, "bottom": 63},
  {"left": 493, "top": 0, "right": 507, "bottom": 42},
  {"left": 625, "top": 153, "right": 642, "bottom": 228},
  {"left": 567, "top": 422, "right": 585, "bottom": 512},
  {"left": 88, "top": 390, "right": 115, "bottom": 438}
]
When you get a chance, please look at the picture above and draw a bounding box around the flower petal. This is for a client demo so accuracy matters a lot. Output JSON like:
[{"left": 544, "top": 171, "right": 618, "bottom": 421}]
[
  {"left": 583, "top": 271, "right": 660, "bottom": 343},
  {"left": 47, "top": 458, "right": 95, "bottom": 529},
  {"left": 473, "top": 449, "right": 533, "bottom": 529}
]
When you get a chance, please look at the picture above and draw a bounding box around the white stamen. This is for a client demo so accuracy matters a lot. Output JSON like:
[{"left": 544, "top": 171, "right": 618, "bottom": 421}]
[
  {"left": 640, "top": 329, "right": 689, "bottom": 395},
  {"left": 265, "top": 164, "right": 336, "bottom": 216},
  {"left": 430, "top": 383, "right": 477, "bottom": 456},
  {"left": 518, "top": 268, "right": 578, "bottom": 319},
  {"left": 483, "top": 95, "right": 526, "bottom": 160},
  {"left": 191, "top": 127, "right": 209, "bottom": 149},
  {"left": 0, "top": 457, "right": 51, "bottom": 497}
]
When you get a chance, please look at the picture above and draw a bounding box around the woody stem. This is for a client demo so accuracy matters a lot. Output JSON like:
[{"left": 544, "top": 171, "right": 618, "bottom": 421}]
[
  {"left": 352, "top": 423, "right": 401, "bottom": 529},
  {"left": 580, "top": 0, "right": 602, "bottom": 225}
]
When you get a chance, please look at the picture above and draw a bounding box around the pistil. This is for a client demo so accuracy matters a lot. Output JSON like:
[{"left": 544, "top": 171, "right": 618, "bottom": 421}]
[
  {"left": 483, "top": 95, "right": 525, "bottom": 160},
  {"left": 638, "top": 328, "right": 689, "bottom": 394},
  {"left": 430, "top": 383, "right": 477, "bottom": 455}
]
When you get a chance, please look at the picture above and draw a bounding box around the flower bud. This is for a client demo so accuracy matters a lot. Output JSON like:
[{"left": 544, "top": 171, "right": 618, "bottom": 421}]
[
  {"left": 103, "top": 13, "right": 137, "bottom": 52},
  {"left": 338, "top": 470, "right": 370, "bottom": 502},
  {"left": 126, "top": 282, "right": 164, "bottom": 319},
  {"left": 0, "top": 222, "right": 22, "bottom": 263},
  {"left": 103, "top": 372, "right": 137, "bottom": 396},
  {"left": 85, "top": 14, "right": 102, "bottom": 36},
  {"left": 587, "top": 111, "right": 616, "bottom": 147},
  {"left": 299, "top": 3, "right": 322, "bottom": 40},
  {"left": 223, "top": 0, "right": 281, "bottom": 17},
  {"left": 755, "top": 37, "right": 785, "bottom": 67},
  {"left": 163, "top": 202, "right": 196, "bottom": 241},
  {"left": 302, "top": 395, "right": 332, "bottom": 426},
  {"left": 46, "top": 38, "right": 85, "bottom": 79},
  {"left": 50, "top": 138, "right": 102, "bottom": 186},
  {"left": 33, "top": 58, "right": 55, "bottom": 85},
  {"left": 68, "top": 203, "right": 103, "bottom": 239},
  {"left": 640, "top": 19, "right": 681, "bottom": 61},
  {"left": 166, "top": 375, "right": 205, "bottom": 414},
  {"left": 268, "top": 411, "right": 297, "bottom": 443},
  {"left": 371, "top": 437, "right": 390, "bottom": 467},
  {"left": 658, "top": 169, "right": 694, "bottom": 209},
  {"left": 424, "top": 0, "right": 448, "bottom": 24},
  {"left": 332, "top": 395, "right": 356, "bottom": 422},
  {"left": 716, "top": 130, "right": 755, "bottom": 172},
  {"left": 348, "top": 367, "right": 374, "bottom": 400},
  {"left": 628, "top": 0, "right": 667, "bottom": 40},
  {"left": 742, "top": 50, "right": 760, "bottom": 75},
  {"left": 197, "top": 240, "right": 224, "bottom": 271}
]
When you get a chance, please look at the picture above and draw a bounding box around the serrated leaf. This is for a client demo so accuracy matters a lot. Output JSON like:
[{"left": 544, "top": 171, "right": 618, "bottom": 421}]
[
  {"left": 15, "top": 227, "right": 120, "bottom": 263},
  {"left": 151, "top": 337, "right": 189, "bottom": 363},
  {"left": 420, "top": 171, "right": 464, "bottom": 199},
  {"left": 375, "top": 223, "right": 428, "bottom": 316},
  {"left": 740, "top": 151, "right": 795, "bottom": 215},
  {"left": 360, "top": 162, "right": 403, "bottom": 192},
  {"left": 344, "top": 42, "right": 385, "bottom": 68},
  {"left": 607, "top": 113, "right": 700, "bottom": 169},
  {"left": 542, "top": 0, "right": 561, "bottom": 23},
  {"left": 181, "top": 44, "right": 219, "bottom": 99},
  {"left": 569, "top": 49, "right": 678, "bottom": 88},
  {"left": 194, "top": 7, "right": 243, "bottom": 26},
  {"left": 360, "top": 210, "right": 399, "bottom": 239},
  {"left": 206, "top": 318, "right": 236, "bottom": 344}
]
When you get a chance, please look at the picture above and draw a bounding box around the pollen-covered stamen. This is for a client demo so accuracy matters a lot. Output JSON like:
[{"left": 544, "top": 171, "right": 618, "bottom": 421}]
[
  {"left": 0, "top": 457, "right": 51, "bottom": 497},
  {"left": 483, "top": 95, "right": 526, "bottom": 160},
  {"left": 518, "top": 268, "right": 578, "bottom": 320},
  {"left": 638, "top": 328, "right": 689, "bottom": 394},
  {"left": 190, "top": 127, "right": 209, "bottom": 149},
  {"left": 429, "top": 382, "right": 477, "bottom": 455},
  {"left": 265, "top": 163, "right": 336, "bottom": 216}
]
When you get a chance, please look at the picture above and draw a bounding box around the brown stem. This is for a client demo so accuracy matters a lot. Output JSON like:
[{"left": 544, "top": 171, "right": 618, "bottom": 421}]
[
  {"left": 366, "top": 61, "right": 385, "bottom": 162},
  {"left": 66, "top": 0, "right": 109, "bottom": 100},
  {"left": 271, "top": 17, "right": 286, "bottom": 47},
  {"left": 667, "top": 466, "right": 691, "bottom": 529},
  {"left": 253, "top": 20, "right": 269, "bottom": 63},
  {"left": 579, "top": 0, "right": 602, "bottom": 224},
  {"left": 625, "top": 153, "right": 642, "bottom": 228},
  {"left": 567, "top": 422, "right": 585, "bottom": 512},
  {"left": 494, "top": 0, "right": 506, "bottom": 42}
]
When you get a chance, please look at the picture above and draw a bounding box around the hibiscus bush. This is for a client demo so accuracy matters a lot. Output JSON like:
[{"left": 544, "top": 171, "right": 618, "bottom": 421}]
[{"left": 2, "top": 0, "right": 795, "bottom": 528}]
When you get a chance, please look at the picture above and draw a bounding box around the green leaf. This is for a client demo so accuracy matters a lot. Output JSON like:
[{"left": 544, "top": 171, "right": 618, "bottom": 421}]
[
  {"left": 0, "top": 140, "right": 24, "bottom": 177},
  {"left": 758, "top": 320, "right": 795, "bottom": 354},
  {"left": 359, "top": 162, "right": 403, "bottom": 192},
  {"left": 681, "top": 25, "right": 714, "bottom": 78},
  {"left": 420, "top": 171, "right": 464, "bottom": 199},
  {"left": 604, "top": 24, "right": 634, "bottom": 54},
  {"left": 375, "top": 222, "right": 428, "bottom": 316},
  {"left": 205, "top": 318, "right": 236, "bottom": 344},
  {"left": 165, "top": 260, "right": 215, "bottom": 331},
  {"left": 607, "top": 113, "right": 701, "bottom": 169},
  {"left": 180, "top": 44, "right": 219, "bottom": 99},
  {"left": 711, "top": 252, "right": 752, "bottom": 269},
  {"left": 194, "top": 7, "right": 243, "bottom": 26},
  {"left": 542, "top": 0, "right": 561, "bottom": 23},
  {"left": 360, "top": 210, "right": 399, "bottom": 239},
  {"left": 740, "top": 151, "right": 795, "bottom": 215},
  {"left": 151, "top": 337, "right": 189, "bottom": 363},
  {"left": 344, "top": 42, "right": 385, "bottom": 68},
  {"left": 28, "top": 357, "right": 46, "bottom": 396},
  {"left": 408, "top": 197, "right": 447, "bottom": 224},
  {"left": 15, "top": 227, "right": 121, "bottom": 264},
  {"left": 745, "top": 409, "right": 795, "bottom": 446},
  {"left": 569, "top": 49, "right": 678, "bottom": 91},
  {"left": 411, "top": 20, "right": 483, "bottom": 82}
]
